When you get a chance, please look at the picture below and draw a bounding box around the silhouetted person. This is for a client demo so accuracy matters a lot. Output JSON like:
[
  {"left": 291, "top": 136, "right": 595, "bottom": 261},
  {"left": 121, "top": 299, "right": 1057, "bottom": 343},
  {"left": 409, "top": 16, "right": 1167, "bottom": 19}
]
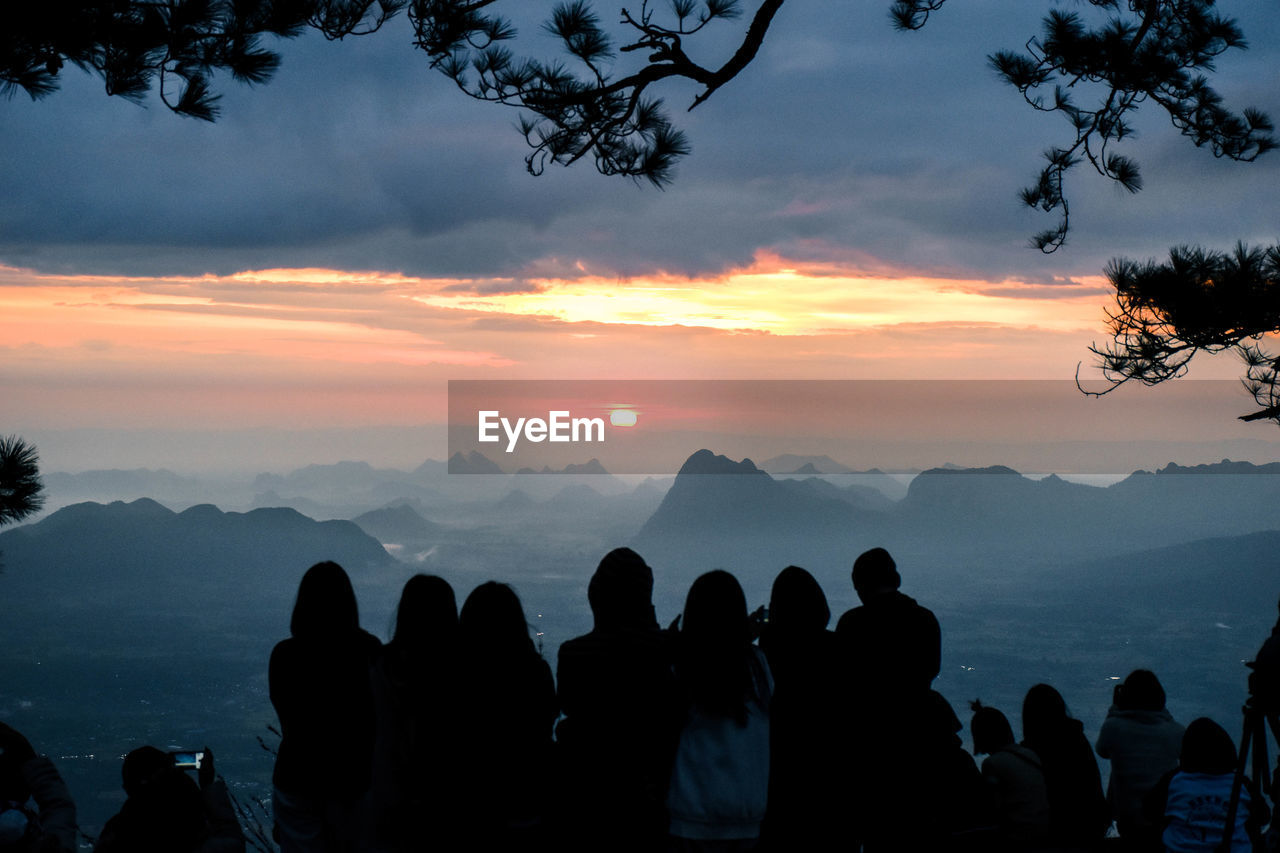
[
  {"left": 836, "top": 547, "right": 941, "bottom": 697},
  {"left": 270, "top": 561, "right": 381, "bottom": 853},
  {"left": 923, "top": 692, "right": 998, "bottom": 851},
  {"left": 971, "top": 701, "right": 1052, "bottom": 851},
  {"left": 1095, "top": 669, "right": 1184, "bottom": 851},
  {"left": 95, "top": 747, "right": 244, "bottom": 853},
  {"left": 1020, "top": 683, "right": 1109, "bottom": 848},
  {"left": 0, "top": 723, "right": 77, "bottom": 853},
  {"left": 757, "top": 565, "right": 844, "bottom": 850},
  {"left": 835, "top": 547, "right": 943, "bottom": 850},
  {"left": 555, "top": 547, "right": 681, "bottom": 853},
  {"left": 1145, "top": 717, "right": 1267, "bottom": 852},
  {"left": 666, "top": 569, "right": 772, "bottom": 851},
  {"left": 369, "top": 574, "right": 460, "bottom": 853},
  {"left": 1248, "top": 595, "right": 1280, "bottom": 709},
  {"left": 455, "top": 581, "right": 557, "bottom": 851}
]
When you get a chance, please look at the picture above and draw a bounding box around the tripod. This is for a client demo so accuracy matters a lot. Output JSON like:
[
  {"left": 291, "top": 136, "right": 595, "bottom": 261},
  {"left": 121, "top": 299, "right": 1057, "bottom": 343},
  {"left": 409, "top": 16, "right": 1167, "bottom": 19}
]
[{"left": 1218, "top": 700, "right": 1280, "bottom": 853}]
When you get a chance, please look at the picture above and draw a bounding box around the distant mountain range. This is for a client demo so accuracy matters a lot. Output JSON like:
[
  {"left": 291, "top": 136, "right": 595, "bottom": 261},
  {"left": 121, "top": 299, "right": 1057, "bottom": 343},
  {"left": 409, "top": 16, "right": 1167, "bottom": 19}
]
[
  {"left": 1061, "top": 528, "right": 1280, "bottom": 617},
  {"left": 28, "top": 451, "right": 1280, "bottom": 602},
  {"left": 447, "top": 451, "right": 505, "bottom": 475},
  {"left": 760, "top": 454, "right": 858, "bottom": 474},
  {"left": 0, "top": 499, "right": 395, "bottom": 629},
  {"left": 632, "top": 450, "right": 1280, "bottom": 579}
]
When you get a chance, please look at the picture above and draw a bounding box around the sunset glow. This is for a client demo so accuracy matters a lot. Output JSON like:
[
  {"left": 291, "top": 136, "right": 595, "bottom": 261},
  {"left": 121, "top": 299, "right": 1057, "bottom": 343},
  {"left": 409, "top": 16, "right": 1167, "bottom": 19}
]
[
  {"left": 407, "top": 255, "right": 1108, "bottom": 335},
  {"left": 0, "top": 254, "right": 1245, "bottom": 444}
]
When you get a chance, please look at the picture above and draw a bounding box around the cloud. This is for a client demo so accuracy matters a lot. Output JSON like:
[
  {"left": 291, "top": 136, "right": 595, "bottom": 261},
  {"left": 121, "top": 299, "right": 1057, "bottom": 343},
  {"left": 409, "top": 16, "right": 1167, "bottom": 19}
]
[{"left": 2, "top": 1, "right": 1276, "bottom": 288}]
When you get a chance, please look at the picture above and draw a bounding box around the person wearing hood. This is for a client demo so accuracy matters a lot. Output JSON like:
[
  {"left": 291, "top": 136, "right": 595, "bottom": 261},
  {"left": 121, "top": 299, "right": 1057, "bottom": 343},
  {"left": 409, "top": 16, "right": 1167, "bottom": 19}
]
[
  {"left": 758, "top": 566, "right": 843, "bottom": 849},
  {"left": 1095, "top": 669, "right": 1185, "bottom": 850},
  {"left": 555, "top": 547, "right": 681, "bottom": 853}
]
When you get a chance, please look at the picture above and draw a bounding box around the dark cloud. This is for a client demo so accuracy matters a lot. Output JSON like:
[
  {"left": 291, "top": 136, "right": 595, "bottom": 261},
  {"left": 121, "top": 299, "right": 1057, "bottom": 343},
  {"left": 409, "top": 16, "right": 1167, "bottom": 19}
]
[
  {"left": 438, "top": 279, "right": 544, "bottom": 295},
  {"left": 1, "top": 1, "right": 1277, "bottom": 282}
]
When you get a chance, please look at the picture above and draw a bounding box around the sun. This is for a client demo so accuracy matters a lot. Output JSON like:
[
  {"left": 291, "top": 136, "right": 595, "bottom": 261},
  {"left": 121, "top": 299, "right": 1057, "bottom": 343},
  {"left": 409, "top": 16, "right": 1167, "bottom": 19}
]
[{"left": 608, "top": 407, "right": 638, "bottom": 427}]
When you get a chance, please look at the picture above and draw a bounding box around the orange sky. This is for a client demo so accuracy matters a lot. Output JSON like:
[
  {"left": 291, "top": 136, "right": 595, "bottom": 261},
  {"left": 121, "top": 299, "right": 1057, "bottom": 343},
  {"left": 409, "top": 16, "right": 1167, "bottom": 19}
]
[{"left": 0, "top": 253, "right": 1257, "bottom": 441}]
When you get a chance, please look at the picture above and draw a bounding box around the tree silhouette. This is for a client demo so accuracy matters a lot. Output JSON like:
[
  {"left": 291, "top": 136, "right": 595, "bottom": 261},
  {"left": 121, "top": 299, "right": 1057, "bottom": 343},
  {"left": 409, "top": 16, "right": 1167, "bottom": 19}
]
[
  {"left": 894, "top": 1, "right": 1274, "bottom": 252},
  {"left": 1, "top": 0, "right": 406, "bottom": 121},
  {"left": 3, "top": 1, "right": 1271, "bottom": 225},
  {"left": 1082, "top": 243, "right": 1280, "bottom": 425},
  {"left": 0, "top": 435, "right": 45, "bottom": 528}
]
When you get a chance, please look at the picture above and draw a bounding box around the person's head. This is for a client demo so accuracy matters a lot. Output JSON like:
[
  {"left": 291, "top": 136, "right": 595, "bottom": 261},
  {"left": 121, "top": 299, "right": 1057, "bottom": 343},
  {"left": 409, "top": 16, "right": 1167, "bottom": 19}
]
[
  {"left": 683, "top": 569, "right": 749, "bottom": 648},
  {"left": 1180, "top": 717, "right": 1237, "bottom": 775},
  {"left": 678, "top": 570, "right": 754, "bottom": 722},
  {"left": 123, "top": 767, "right": 206, "bottom": 853},
  {"left": 1021, "top": 683, "right": 1069, "bottom": 745},
  {"left": 290, "top": 561, "right": 359, "bottom": 639},
  {"left": 390, "top": 574, "right": 458, "bottom": 652},
  {"left": 1118, "top": 669, "right": 1166, "bottom": 712},
  {"left": 970, "top": 700, "right": 1015, "bottom": 755},
  {"left": 460, "top": 581, "right": 536, "bottom": 658},
  {"left": 587, "top": 547, "right": 656, "bottom": 632},
  {"left": 852, "top": 547, "right": 900, "bottom": 602},
  {"left": 768, "top": 565, "right": 830, "bottom": 635},
  {"left": 121, "top": 746, "right": 172, "bottom": 798}
]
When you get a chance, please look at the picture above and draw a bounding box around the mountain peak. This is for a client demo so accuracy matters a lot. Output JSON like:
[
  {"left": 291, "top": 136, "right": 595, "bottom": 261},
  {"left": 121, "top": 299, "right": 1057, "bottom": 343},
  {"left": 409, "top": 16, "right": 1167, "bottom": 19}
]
[
  {"left": 677, "top": 449, "right": 766, "bottom": 476},
  {"left": 447, "top": 450, "right": 504, "bottom": 474}
]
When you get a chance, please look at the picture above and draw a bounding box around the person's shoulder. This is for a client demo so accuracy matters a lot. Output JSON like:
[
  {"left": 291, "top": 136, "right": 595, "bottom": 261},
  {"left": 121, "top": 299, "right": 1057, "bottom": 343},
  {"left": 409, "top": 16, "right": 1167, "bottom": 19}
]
[
  {"left": 897, "top": 591, "right": 937, "bottom": 617},
  {"left": 269, "top": 636, "right": 298, "bottom": 665},
  {"left": 557, "top": 631, "right": 596, "bottom": 659},
  {"left": 1007, "top": 743, "right": 1043, "bottom": 767},
  {"left": 835, "top": 607, "right": 861, "bottom": 633}
]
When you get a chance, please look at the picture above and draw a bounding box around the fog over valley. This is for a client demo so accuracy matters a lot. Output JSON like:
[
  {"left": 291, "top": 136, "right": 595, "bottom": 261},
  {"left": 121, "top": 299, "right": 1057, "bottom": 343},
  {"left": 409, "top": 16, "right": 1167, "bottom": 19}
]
[{"left": 3, "top": 448, "right": 1278, "bottom": 837}]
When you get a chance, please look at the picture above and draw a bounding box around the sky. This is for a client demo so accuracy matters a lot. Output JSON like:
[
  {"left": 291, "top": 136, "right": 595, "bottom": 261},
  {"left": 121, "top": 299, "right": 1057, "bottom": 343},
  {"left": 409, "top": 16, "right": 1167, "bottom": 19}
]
[{"left": 3, "top": 0, "right": 1280, "bottom": 473}]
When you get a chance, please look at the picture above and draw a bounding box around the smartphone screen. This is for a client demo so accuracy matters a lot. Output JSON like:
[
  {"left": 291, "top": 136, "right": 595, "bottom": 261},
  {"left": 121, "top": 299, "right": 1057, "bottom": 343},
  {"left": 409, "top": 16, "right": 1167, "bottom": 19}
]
[{"left": 171, "top": 750, "right": 204, "bottom": 770}]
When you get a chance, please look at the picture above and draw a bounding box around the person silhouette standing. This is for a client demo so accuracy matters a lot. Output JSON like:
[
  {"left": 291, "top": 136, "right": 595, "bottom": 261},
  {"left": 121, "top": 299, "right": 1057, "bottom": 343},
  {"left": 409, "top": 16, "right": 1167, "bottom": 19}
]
[
  {"left": 836, "top": 547, "right": 944, "bottom": 851},
  {"left": 454, "top": 581, "right": 558, "bottom": 852},
  {"left": 270, "top": 561, "right": 381, "bottom": 853},
  {"left": 368, "top": 574, "right": 461, "bottom": 853},
  {"left": 556, "top": 548, "right": 681, "bottom": 853},
  {"left": 666, "top": 569, "right": 773, "bottom": 852},
  {"left": 758, "top": 565, "right": 844, "bottom": 850}
]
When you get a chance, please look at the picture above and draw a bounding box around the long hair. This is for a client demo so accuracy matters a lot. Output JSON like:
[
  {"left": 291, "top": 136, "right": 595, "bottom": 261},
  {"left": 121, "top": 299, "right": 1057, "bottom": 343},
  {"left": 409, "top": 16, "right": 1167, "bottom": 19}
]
[
  {"left": 1021, "top": 682, "right": 1070, "bottom": 749},
  {"left": 389, "top": 574, "right": 458, "bottom": 656},
  {"left": 678, "top": 569, "right": 755, "bottom": 725},
  {"left": 970, "top": 699, "right": 1014, "bottom": 755},
  {"left": 459, "top": 581, "right": 537, "bottom": 661},
  {"left": 768, "top": 565, "right": 830, "bottom": 635},
  {"left": 289, "top": 561, "right": 359, "bottom": 639},
  {"left": 1119, "top": 669, "right": 1166, "bottom": 712}
]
